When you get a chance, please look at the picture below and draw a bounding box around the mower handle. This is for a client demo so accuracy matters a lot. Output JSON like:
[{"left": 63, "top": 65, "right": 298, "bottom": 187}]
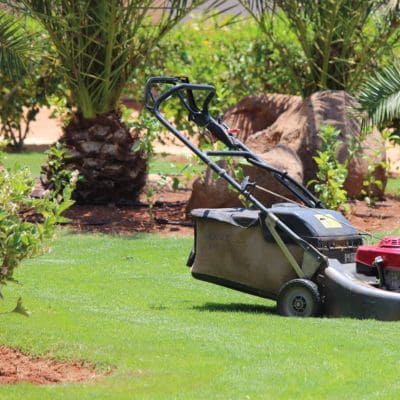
[{"left": 144, "top": 76, "right": 234, "bottom": 147}]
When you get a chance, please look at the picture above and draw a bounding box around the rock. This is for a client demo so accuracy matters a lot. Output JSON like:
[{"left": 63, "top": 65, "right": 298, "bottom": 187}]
[
  {"left": 344, "top": 128, "right": 387, "bottom": 197},
  {"left": 223, "top": 94, "right": 302, "bottom": 142},
  {"left": 186, "top": 145, "right": 304, "bottom": 212},
  {"left": 188, "top": 90, "right": 386, "bottom": 206},
  {"left": 244, "top": 91, "right": 386, "bottom": 198}
]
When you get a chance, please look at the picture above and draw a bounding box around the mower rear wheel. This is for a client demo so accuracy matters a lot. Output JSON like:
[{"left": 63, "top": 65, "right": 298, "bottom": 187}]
[{"left": 277, "top": 279, "right": 321, "bottom": 317}]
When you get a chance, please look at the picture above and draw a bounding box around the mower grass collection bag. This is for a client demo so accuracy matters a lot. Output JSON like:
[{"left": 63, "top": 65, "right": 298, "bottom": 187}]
[{"left": 189, "top": 206, "right": 362, "bottom": 300}]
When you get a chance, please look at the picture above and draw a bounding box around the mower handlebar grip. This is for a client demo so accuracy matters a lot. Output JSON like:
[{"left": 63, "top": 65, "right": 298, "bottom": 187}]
[
  {"left": 144, "top": 76, "right": 187, "bottom": 111},
  {"left": 144, "top": 76, "right": 234, "bottom": 147}
]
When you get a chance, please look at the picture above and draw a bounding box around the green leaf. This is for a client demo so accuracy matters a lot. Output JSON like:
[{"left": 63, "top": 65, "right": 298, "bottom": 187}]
[{"left": 172, "top": 177, "right": 180, "bottom": 191}]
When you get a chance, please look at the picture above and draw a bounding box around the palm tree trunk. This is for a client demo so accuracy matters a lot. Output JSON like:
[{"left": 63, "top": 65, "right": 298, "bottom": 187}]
[{"left": 43, "top": 110, "right": 147, "bottom": 205}]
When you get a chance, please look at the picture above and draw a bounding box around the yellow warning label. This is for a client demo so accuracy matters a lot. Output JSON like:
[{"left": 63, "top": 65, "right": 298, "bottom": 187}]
[{"left": 315, "top": 213, "right": 342, "bottom": 228}]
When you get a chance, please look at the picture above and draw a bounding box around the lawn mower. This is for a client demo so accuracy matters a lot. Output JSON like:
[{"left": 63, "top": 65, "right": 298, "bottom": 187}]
[{"left": 145, "top": 76, "right": 400, "bottom": 320}]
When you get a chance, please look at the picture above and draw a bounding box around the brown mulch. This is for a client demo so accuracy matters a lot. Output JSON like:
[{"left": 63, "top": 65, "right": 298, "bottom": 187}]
[
  {"left": 64, "top": 188, "right": 194, "bottom": 236},
  {"left": 0, "top": 346, "right": 99, "bottom": 385},
  {"left": 62, "top": 188, "right": 400, "bottom": 236},
  {"left": 346, "top": 196, "right": 400, "bottom": 234}
]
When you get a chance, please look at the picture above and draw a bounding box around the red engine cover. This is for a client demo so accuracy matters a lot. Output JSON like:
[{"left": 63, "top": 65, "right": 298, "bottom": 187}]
[{"left": 356, "top": 237, "right": 400, "bottom": 268}]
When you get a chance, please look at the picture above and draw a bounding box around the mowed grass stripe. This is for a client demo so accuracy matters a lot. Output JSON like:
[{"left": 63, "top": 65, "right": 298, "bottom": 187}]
[{"left": 0, "top": 233, "right": 399, "bottom": 399}]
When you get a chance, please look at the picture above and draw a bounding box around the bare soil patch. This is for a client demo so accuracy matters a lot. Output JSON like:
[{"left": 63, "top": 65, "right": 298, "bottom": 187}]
[{"left": 0, "top": 346, "right": 98, "bottom": 385}]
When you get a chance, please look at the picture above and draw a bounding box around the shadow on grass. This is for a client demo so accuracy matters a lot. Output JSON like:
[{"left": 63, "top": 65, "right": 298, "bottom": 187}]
[{"left": 193, "top": 302, "right": 277, "bottom": 315}]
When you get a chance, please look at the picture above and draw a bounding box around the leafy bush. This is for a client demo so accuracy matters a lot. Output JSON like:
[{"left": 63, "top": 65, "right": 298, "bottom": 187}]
[
  {"left": 360, "top": 129, "right": 395, "bottom": 206},
  {"left": 0, "top": 153, "right": 76, "bottom": 300},
  {"left": 41, "top": 143, "right": 80, "bottom": 201},
  {"left": 309, "top": 125, "right": 349, "bottom": 210}
]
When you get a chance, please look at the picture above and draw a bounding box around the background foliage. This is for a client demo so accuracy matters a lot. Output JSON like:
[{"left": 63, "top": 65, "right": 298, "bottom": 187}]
[
  {"left": 0, "top": 17, "right": 65, "bottom": 150},
  {"left": 239, "top": 0, "right": 400, "bottom": 97},
  {"left": 127, "top": 15, "right": 300, "bottom": 131}
]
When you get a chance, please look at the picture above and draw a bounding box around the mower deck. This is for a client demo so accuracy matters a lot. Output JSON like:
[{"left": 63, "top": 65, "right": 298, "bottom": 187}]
[{"left": 324, "top": 260, "right": 400, "bottom": 321}]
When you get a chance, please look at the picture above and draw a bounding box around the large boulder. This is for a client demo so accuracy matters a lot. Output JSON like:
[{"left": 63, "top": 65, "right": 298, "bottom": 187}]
[
  {"left": 186, "top": 145, "right": 304, "bottom": 212},
  {"left": 188, "top": 90, "right": 387, "bottom": 211},
  {"left": 244, "top": 91, "right": 387, "bottom": 197},
  {"left": 223, "top": 94, "right": 302, "bottom": 142},
  {"left": 344, "top": 129, "right": 387, "bottom": 197}
]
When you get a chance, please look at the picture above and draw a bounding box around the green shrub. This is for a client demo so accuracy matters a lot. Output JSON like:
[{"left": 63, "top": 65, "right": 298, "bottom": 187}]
[
  {"left": 0, "top": 155, "right": 76, "bottom": 300},
  {"left": 309, "top": 125, "right": 349, "bottom": 210},
  {"left": 41, "top": 143, "right": 80, "bottom": 201},
  {"left": 361, "top": 129, "right": 394, "bottom": 206}
]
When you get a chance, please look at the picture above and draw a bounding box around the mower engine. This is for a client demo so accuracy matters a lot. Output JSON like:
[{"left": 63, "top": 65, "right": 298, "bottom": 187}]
[{"left": 356, "top": 237, "right": 400, "bottom": 291}]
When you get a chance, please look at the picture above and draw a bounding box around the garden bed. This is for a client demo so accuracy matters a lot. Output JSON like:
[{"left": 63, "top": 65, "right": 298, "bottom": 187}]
[{"left": 63, "top": 186, "right": 400, "bottom": 235}]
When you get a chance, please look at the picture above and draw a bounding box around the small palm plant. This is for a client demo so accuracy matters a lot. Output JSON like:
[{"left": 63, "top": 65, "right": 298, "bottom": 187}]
[{"left": 8, "top": 1, "right": 206, "bottom": 204}]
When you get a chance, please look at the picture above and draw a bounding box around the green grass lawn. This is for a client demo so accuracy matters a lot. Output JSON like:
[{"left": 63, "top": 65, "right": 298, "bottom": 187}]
[
  {"left": 1, "top": 151, "right": 192, "bottom": 177},
  {"left": 386, "top": 177, "right": 400, "bottom": 196},
  {"left": 1, "top": 232, "right": 400, "bottom": 399},
  {"left": 2, "top": 151, "right": 47, "bottom": 177}
]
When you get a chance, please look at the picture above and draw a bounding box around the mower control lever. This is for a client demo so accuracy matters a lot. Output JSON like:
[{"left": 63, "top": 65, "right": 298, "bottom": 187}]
[{"left": 240, "top": 176, "right": 256, "bottom": 192}]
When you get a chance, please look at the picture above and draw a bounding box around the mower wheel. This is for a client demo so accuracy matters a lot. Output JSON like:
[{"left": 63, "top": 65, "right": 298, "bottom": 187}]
[{"left": 277, "top": 279, "right": 321, "bottom": 317}]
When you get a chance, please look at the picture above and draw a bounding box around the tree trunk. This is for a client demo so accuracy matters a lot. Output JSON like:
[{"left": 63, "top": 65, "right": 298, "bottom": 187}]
[{"left": 43, "top": 110, "right": 147, "bottom": 205}]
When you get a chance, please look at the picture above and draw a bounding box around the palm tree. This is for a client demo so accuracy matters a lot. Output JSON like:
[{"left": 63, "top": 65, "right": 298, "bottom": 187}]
[
  {"left": 7, "top": 1, "right": 207, "bottom": 204},
  {"left": 239, "top": 0, "right": 400, "bottom": 97},
  {"left": 358, "top": 64, "right": 400, "bottom": 134}
]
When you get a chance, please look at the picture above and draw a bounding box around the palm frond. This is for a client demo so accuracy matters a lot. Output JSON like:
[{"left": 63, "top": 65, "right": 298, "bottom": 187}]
[
  {"left": 358, "top": 64, "right": 400, "bottom": 127},
  {"left": 6, "top": 0, "right": 208, "bottom": 118},
  {"left": 0, "top": 11, "right": 29, "bottom": 79},
  {"left": 239, "top": 0, "right": 400, "bottom": 96}
]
